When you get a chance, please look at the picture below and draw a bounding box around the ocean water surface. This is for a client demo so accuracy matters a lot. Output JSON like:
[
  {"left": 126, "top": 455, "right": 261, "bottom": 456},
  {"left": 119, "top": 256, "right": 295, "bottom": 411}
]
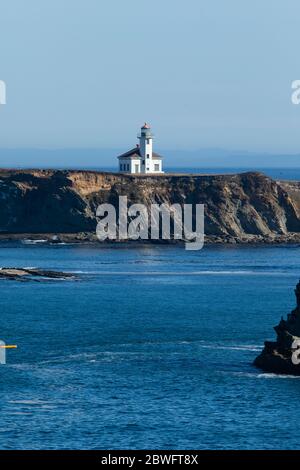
[
  {"left": 0, "top": 242, "right": 300, "bottom": 449},
  {"left": 95, "top": 167, "right": 300, "bottom": 181}
]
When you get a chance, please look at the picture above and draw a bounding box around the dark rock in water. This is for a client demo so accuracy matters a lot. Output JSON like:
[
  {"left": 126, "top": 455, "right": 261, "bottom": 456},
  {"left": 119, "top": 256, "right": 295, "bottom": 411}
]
[
  {"left": 50, "top": 235, "right": 61, "bottom": 244},
  {"left": 254, "top": 281, "right": 300, "bottom": 375},
  {"left": 0, "top": 268, "right": 75, "bottom": 281}
]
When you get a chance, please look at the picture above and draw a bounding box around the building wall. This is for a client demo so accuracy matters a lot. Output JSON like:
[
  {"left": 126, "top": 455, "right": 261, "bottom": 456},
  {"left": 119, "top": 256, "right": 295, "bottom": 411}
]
[
  {"left": 152, "top": 160, "right": 163, "bottom": 173},
  {"left": 140, "top": 136, "right": 153, "bottom": 174},
  {"left": 119, "top": 159, "right": 129, "bottom": 172},
  {"left": 130, "top": 159, "right": 141, "bottom": 173},
  {"left": 145, "top": 158, "right": 163, "bottom": 173},
  {"left": 119, "top": 159, "right": 141, "bottom": 173}
]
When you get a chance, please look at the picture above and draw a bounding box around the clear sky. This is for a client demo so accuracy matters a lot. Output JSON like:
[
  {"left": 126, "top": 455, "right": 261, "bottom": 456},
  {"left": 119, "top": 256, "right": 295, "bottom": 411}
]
[{"left": 0, "top": 0, "right": 300, "bottom": 166}]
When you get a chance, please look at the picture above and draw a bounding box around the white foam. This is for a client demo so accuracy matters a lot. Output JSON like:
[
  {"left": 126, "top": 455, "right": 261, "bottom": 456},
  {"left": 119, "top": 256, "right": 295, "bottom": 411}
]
[
  {"left": 257, "top": 373, "right": 300, "bottom": 379},
  {"left": 230, "top": 371, "right": 300, "bottom": 379},
  {"left": 8, "top": 400, "right": 52, "bottom": 405},
  {"left": 21, "top": 239, "right": 48, "bottom": 245},
  {"left": 199, "top": 344, "right": 262, "bottom": 352},
  {"left": 70, "top": 270, "right": 292, "bottom": 277}
]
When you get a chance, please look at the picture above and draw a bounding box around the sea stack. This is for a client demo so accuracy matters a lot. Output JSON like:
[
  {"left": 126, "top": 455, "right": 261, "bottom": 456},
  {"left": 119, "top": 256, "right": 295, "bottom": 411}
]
[{"left": 254, "top": 281, "right": 300, "bottom": 375}]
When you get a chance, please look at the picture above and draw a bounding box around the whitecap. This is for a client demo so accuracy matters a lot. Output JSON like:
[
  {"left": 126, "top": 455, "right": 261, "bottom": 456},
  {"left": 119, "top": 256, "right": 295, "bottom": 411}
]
[
  {"left": 8, "top": 400, "right": 53, "bottom": 405},
  {"left": 257, "top": 373, "right": 300, "bottom": 379},
  {"left": 21, "top": 239, "right": 48, "bottom": 245},
  {"left": 229, "top": 371, "right": 300, "bottom": 379},
  {"left": 199, "top": 344, "right": 262, "bottom": 352},
  {"left": 76, "top": 270, "right": 294, "bottom": 277}
]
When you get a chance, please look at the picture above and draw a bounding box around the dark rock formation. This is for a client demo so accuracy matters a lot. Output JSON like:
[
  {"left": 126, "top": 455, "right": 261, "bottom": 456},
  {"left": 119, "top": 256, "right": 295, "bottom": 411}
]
[
  {"left": 0, "top": 169, "right": 299, "bottom": 243},
  {"left": 254, "top": 281, "right": 300, "bottom": 375},
  {"left": 0, "top": 268, "right": 75, "bottom": 281}
]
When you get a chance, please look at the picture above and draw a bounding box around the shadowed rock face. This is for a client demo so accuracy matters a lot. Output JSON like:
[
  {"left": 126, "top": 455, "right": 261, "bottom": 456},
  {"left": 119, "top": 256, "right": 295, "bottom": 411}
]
[
  {"left": 0, "top": 169, "right": 299, "bottom": 242},
  {"left": 254, "top": 282, "right": 300, "bottom": 375}
]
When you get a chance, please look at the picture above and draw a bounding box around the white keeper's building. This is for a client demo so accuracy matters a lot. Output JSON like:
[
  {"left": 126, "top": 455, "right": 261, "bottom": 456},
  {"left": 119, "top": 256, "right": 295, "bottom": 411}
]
[{"left": 118, "top": 123, "right": 164, "bottom": 174}]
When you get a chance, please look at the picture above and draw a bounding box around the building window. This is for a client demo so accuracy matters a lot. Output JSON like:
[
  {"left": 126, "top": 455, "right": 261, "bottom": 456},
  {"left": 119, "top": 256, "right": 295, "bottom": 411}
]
[
  {"left": 154, "top": 164, "right": 160, "bottom": 172},
  {"left": 142, "top": 160, "right": 145, "bottom": 165},
  {"left": 120, "top": 164, "right": 123, "bottom": 171},
  {"left": 147, "top": 139, "right": 150, "bottom": 144},
  {"left": 147, "top": 154, "right": 149, "bottom": 158},
  {"left": 127, "top": 164, "right": 130, "bottom": 171}
]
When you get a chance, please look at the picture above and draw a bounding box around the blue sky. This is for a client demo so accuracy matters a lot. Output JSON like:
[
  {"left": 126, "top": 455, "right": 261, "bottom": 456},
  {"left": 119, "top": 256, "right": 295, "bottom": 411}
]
[{"left": 0, "top": 0, "right": 300, "bottom": 167}]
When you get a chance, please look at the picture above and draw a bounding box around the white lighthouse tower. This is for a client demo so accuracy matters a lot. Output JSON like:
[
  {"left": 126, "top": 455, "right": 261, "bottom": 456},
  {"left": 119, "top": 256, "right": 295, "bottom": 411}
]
[
  {"left": 117, "top": 123, "right": 163, "bottom": 174},
  {"left": 138, "top": 123, "right": 153, "bottom": 174}
]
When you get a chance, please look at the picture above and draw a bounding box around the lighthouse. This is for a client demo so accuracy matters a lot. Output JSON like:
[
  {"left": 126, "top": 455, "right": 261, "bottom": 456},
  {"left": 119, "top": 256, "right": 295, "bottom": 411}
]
[
  {"left": 138, "top": 123, "right": 153, "bottom": 174},
  {"left": 117, "top": 123, "right": 164, "bottom": 174}
]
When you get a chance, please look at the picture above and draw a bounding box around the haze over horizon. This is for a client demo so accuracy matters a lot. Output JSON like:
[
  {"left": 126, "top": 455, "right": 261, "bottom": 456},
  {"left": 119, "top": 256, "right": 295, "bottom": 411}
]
[
  {"left": 0, "top": 0, "right": 300, "bottom": 167},
  {"left": 0, "top": 147, "right": 300, "bottom": 169}
]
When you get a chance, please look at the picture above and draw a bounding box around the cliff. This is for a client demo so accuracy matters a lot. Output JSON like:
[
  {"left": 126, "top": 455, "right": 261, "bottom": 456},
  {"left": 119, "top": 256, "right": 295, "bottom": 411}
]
[
  {"left": 0, "top": 169, "right": 299, "bottom": 243},
  {"left": 254, "top": 281, "right": 300, "bottom": 375}
]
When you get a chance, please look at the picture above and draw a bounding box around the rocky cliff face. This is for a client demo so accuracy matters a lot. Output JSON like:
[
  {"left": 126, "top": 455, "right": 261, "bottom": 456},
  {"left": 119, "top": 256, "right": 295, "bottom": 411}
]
[
  {"left": 254, "top": 281, "right": 300, "bottom": 375},
  {"left": 0, "top": 169, "right": 299, "bottom": 242}
]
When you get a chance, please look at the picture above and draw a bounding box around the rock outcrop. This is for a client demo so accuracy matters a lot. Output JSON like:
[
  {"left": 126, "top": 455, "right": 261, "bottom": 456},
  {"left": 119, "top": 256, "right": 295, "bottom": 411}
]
[
  {"left": 254, "top": 281, "right": 300, "bottom": 375},
  {"left": 0, "top": 268, "right": 75, "bottom": 281},
  {"left": 0, "top": 169, "right": 299, "bottom": 243}
]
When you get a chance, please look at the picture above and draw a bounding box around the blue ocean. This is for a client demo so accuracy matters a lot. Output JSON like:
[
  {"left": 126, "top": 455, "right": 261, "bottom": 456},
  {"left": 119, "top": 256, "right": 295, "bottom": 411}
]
[
  {"left": 0, "top": 242, "right": 300, "bottom": 450},
  {"left": 98, "top": 167, "right": 300, "bottom": 181}
]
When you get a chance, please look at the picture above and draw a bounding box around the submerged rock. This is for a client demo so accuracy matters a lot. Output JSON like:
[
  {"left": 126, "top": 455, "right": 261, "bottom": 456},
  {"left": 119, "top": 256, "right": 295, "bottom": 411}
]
[
  {"left": 0, "top": 267, "right": 75, "bottom": 281},
  {"left": 254, "top": 281, "right": 300, "bottom": 375}
]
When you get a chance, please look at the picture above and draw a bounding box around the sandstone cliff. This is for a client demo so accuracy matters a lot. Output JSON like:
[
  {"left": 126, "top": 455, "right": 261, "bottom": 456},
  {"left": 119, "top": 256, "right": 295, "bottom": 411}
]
[{"left": 0, "top": 169, "right": 299, "bottom": 243}]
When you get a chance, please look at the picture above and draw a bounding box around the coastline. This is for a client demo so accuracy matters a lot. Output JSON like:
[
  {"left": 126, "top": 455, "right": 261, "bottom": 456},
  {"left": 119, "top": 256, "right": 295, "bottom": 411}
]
[{"left": 1, "top": 232, "right": 300, "bottom": 246}]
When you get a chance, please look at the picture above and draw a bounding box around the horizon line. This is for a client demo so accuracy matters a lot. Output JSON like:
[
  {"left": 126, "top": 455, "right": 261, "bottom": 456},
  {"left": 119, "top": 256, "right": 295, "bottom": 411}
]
[{"left": 0, "top": 147, "right": 299, "bottom": 157}]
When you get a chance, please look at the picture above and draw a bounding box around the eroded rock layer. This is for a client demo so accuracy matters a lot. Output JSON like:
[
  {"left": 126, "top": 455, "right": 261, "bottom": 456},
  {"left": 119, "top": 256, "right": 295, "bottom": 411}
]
[{"left": 0, "top": 169, "right": 299, "bottom": 242}]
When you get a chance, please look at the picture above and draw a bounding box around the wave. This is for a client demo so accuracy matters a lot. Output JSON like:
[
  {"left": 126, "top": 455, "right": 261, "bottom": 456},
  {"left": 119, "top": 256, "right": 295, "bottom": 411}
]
[
  {"left": 229, "top": 371, "right": 300, "bottom": 379},
  {"left": 257, "top": 373, "right": 300, "bottom": 379},
  {"left": 199, "top": 344, "right": 262, "bottom": 352},
  {"left": 21, "top": 239, "right": 48, "bottom": 245},
  {"left": 5, "top": 341, "right": 264, "bottom": 371},
  {"left": 8, "top": 400, "right": 54, "bottom": 405},
  {"left": 64, "top": 270, "right": 294, "bottom": 276}
]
